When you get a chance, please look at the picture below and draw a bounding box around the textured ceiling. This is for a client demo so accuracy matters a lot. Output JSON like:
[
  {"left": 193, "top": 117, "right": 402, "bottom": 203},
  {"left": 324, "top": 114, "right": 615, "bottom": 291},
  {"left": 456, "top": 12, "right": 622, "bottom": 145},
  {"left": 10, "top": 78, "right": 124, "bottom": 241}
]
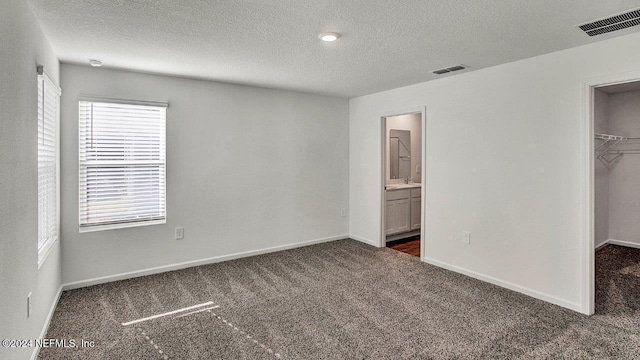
[{"left": 29, "top": 0, "right": 640, "bottom": 98}]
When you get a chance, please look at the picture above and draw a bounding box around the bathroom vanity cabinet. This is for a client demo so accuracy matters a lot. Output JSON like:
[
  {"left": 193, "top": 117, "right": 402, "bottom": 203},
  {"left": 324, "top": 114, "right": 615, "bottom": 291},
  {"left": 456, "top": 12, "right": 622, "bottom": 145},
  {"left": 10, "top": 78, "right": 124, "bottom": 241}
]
[{"left": 385, "top": 187, "right": 421, "bottom": 235}]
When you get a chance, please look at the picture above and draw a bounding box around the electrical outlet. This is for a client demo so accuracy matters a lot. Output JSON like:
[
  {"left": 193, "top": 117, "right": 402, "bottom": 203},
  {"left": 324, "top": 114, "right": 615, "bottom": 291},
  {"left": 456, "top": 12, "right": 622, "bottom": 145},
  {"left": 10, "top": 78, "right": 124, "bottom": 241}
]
[
  {"left": 27, "top": 292, "right": 32, "bottom": 318},
  {"left": 462, "top": 231, "right": 471, "bottom": 245},
  {"left": 175, "top": 227, "right": 184, "bottom": 240},
  {"left": 340, "top": 208, "right": 347, "bottom": 217}
]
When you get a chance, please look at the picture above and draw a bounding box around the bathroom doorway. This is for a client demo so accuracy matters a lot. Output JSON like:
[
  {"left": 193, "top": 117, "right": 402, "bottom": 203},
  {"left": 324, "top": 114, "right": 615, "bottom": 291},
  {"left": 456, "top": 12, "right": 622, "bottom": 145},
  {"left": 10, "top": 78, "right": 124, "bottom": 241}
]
[{"left": 381, "top": 109, "right": 425, "bottom": 259}]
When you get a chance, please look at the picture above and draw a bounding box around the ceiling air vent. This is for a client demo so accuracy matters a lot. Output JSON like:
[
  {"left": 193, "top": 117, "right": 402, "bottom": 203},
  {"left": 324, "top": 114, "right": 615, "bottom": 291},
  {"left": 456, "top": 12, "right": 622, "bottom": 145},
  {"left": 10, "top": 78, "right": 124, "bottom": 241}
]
[
  {"left": 578, "top": 8, "right": 640, "bottom": 36},
  {"left": 432, "top": 65, "right": 467, "bottom": 75}
]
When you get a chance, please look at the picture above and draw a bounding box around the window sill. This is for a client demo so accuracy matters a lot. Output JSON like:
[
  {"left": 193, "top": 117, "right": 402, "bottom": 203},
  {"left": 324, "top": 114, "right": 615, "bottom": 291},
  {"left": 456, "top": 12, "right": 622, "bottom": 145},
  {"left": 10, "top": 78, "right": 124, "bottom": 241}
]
[
  {"left": 79, "top": 219, "right": 166, "bottom": 233},
  {"left": 38, "top": 238, "right": 58, "bottom": 270}
]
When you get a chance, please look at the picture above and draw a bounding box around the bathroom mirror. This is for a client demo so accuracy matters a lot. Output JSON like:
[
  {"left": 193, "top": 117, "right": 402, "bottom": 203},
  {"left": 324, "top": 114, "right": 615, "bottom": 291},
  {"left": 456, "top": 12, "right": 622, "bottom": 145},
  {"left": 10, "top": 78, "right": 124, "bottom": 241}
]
[{"left": 390, "top": 129, "right": 411, "bottom": 179}]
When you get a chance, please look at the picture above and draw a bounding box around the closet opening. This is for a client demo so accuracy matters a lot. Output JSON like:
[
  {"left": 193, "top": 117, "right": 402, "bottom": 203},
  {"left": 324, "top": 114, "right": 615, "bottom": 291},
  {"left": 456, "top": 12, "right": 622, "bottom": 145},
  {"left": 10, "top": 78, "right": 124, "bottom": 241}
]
[
  {"left": 380, "top": 109, "right": 426, "bottom": 259},
  {"left": 592, "top": 80, "right": 640, "bottom": 317}
]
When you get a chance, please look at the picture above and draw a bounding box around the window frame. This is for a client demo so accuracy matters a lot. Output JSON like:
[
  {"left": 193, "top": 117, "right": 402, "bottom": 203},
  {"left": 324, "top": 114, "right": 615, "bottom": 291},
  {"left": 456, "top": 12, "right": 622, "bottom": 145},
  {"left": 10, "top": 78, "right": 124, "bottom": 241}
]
[
  {"left": 77, "top": 96, "right": 168, "bottom": 233},
  {"left": 37, "top": 66, "right": 61, "bottom": 268}
]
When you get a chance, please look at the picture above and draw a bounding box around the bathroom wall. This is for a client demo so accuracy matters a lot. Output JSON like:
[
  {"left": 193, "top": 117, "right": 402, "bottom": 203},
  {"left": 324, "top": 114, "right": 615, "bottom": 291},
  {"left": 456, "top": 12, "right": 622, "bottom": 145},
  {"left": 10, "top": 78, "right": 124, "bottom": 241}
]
[
  {"left": 386, "top": 113, "right": 422, "bottom": 183},
  {"left": 594, "top": 90, "right": 609, "bottom": 249},
  {"left": 607, "top": 89, "right": 640, "bottom": 246}
]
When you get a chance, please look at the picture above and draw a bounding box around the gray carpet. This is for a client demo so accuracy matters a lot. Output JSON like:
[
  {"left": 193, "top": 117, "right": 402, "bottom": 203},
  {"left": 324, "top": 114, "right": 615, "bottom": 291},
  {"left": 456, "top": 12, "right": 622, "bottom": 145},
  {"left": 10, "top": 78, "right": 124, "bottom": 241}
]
[{"left": 39, "top": 240, "right": 640, "bottom": 359}]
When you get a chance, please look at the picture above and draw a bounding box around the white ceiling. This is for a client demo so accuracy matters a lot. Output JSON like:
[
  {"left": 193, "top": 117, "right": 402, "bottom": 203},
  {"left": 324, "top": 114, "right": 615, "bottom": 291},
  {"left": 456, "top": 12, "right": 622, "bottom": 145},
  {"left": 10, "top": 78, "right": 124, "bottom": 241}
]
[{"left": 29, "top": 0, "right": 640, "bottom": 98}]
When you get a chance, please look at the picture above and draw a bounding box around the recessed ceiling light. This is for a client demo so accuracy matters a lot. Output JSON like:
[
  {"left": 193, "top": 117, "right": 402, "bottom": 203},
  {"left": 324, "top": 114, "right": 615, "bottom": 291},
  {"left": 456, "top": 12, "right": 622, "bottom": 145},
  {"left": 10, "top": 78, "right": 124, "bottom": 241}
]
[
  {"left": 89, "top": 59, "right": 103, "bottom": 67},
  {"left": 318, "top": 32, "right": 340, "bottom": 42}
]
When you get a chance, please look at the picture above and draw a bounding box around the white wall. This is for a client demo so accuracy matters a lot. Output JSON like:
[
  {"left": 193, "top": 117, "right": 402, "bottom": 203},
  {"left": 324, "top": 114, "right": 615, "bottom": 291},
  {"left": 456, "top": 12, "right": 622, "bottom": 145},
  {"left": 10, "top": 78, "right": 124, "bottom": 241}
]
[
  {"left": 0, "top": 1, "right": 61, "bottom": 359},
  {"left": 60, "top": 64, "right": 349, "bottom": 285},
  {"left": 349, "top": 31, "right": 640, "bottom": 313},
  {"left": 607, "top": 90, "right": 640, "bottom": 246},
  {"left": 386, "top": 113, "right": 422, "bottom": 184},
  {"left": 594, "top": 90, "right": 609, "bottom": 248}
]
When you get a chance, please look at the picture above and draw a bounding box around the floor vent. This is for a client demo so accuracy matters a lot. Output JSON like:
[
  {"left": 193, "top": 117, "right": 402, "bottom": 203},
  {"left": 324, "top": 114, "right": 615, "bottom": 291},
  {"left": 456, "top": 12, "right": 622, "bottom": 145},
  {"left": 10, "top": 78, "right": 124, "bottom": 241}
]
[
  {"left": 578, "top": 8, "right": 640, "bottom": 36},
  {"left": 432, "top": 65, "right": 467, "bottom": 75}
]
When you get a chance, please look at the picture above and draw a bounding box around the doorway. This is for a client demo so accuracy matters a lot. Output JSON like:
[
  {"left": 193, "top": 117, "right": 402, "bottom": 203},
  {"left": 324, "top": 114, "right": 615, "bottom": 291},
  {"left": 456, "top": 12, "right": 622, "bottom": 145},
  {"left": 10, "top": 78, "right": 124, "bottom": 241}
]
[
  {"left": 381, "top": 109, "right": 425, "bottom": 259},
  {"left": 587, "top": 76, "right": 640, "bottom": 316}
]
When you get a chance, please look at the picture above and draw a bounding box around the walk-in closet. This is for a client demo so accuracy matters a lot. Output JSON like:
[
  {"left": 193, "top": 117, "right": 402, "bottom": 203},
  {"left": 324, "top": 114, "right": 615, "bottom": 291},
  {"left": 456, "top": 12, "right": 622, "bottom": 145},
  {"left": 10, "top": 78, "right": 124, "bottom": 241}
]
[{"left": 594, "top": 82, "right": 640, "bottom": 314}]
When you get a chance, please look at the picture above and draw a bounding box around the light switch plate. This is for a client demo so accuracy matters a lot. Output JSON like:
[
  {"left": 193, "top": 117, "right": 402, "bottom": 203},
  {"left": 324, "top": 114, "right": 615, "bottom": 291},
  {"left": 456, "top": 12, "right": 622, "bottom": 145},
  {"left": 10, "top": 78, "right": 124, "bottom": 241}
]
[{"left": 175, "top": 227, "right": 184, "bottom": 240}]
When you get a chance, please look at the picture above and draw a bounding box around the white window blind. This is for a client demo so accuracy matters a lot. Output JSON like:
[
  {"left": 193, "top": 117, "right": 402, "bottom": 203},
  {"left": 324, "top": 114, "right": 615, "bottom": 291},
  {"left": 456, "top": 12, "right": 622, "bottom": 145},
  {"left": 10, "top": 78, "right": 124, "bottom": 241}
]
[
  {"left": 78, "top": 99, "right": 167, "bottom": 231},
  {"left": 38, "top": 67, "right": 60, "bottom": 266}
]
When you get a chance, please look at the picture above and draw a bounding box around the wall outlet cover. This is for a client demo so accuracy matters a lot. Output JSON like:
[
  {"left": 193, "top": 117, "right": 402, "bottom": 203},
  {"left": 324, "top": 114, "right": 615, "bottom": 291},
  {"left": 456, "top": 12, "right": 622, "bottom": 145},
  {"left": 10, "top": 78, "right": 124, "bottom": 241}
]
[
  {"left": 27, "top": 292, "right": 32, "bottom": 318},
  {"left": 463, "top": 231, "right": 471, "bottom": 244},
  {"left": 175, "top": 227, "right": 184, "bottom": 240}
]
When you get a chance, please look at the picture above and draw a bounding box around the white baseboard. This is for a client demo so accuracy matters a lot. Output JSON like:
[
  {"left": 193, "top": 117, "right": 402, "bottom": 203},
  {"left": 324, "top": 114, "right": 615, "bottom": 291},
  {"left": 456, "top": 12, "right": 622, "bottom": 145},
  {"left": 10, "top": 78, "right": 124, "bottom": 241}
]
[
  {"left": 348, "top": 234, "right": 380, "bottom": 247},
  {"left": 595, "top": 240, "right": 610, "bottom": 250},
  {"left": 422, "top": 257, "right": 583, "bottom": 313},
  {"left": 62, "top": 234, "right": 347, "bottom": 291},
  {"left": 602, "top": 238, "right": 640, "bottom": 249},
  {"left": 30, "top": 285, "right": 63, "bottom": 360}
]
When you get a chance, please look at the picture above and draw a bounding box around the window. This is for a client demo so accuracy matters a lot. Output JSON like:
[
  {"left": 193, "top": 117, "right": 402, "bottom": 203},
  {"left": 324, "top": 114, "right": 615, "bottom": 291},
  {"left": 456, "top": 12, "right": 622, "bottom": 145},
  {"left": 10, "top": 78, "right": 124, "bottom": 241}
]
[
  {"left": 78, "top": 98, "right": 167, "bottom": 231},
  {"left": 37, "top": 66, "right": 61, "bottom": 266}
]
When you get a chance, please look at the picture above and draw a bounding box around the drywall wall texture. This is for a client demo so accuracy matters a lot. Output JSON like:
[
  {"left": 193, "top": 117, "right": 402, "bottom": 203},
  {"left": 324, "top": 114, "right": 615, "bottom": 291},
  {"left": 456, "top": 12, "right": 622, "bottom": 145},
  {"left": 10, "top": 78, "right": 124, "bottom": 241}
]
[
  {"left": 386, "top": 113, "right": 422, "bottom": 183},
  {"left": 60, "top": 64, "right": 349, "bottom": 284},
  {"left": 349, "top": 31, "right": 640, "bottom": 312},
  {"left": 0, "top": 1, "right": 61, "bottom": 360},
  {"left": 607, "top": 90, "right": 640, "bottom": 246},
  {"left": 594, "top": 90, "right": 609, "bottom": 248}
]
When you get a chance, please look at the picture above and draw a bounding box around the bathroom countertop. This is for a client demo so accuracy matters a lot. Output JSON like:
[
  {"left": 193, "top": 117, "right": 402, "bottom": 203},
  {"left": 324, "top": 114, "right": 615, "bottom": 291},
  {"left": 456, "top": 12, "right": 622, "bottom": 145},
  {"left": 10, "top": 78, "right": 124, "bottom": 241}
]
[{"left": 385, "top": 183, "right": 421, "bottom": 190}]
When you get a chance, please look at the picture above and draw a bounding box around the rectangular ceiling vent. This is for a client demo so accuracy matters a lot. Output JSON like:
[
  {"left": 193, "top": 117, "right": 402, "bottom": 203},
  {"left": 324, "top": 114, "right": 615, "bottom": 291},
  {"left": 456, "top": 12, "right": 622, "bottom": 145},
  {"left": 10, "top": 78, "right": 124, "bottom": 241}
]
[
  {"left": 578, "top": 8, "right": 640, "bottom": 36},
  {"left": 432, "top": 65, "right": 467, "bottom": 75}
]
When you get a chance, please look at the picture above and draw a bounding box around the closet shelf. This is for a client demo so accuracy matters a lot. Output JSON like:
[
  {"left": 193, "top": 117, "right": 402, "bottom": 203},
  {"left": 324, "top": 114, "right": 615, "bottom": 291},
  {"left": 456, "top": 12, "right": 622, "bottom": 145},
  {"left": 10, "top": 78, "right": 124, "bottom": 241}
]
[
  {"left": 595, "top": 133, "right": 625, "bottom": 141},
  {"left": 595, "top": 132, "right": 640, "bottom": 166}
]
